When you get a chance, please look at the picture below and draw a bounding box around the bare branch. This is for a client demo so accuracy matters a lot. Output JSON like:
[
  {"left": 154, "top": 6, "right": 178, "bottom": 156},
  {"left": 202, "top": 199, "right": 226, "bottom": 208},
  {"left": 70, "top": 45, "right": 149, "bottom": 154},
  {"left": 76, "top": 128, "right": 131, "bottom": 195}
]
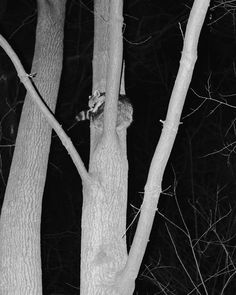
[
  {"left": 119, "top": 0, "right": 211, "bottom": 289},
  {"left": 0, "top": 34, "right": 92, "bottom": 185}
]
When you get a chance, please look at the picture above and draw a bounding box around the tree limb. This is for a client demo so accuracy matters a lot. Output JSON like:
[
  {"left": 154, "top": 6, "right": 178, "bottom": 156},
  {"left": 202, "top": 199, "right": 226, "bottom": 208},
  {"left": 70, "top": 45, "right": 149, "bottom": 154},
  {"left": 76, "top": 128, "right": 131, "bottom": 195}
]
[
  {"left": 118, "top": 0, "right": 211, "bottom": 291},
  {"left": 0, "top": 34, "right": 92, "bottom": 185}
]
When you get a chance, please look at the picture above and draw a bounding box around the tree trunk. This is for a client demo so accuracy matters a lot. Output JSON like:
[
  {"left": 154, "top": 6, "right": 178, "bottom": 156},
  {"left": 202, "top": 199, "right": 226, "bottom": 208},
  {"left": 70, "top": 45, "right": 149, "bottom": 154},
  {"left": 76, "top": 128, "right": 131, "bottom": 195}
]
[
  {"left": 80, "top": 0, "right": 129, "bottom": 294},
  {"left": 0, "top": 1, "right": 66, "bottom": 294},
  {"left": 80, "top": 135, "right": 129, "bottom": 294}
]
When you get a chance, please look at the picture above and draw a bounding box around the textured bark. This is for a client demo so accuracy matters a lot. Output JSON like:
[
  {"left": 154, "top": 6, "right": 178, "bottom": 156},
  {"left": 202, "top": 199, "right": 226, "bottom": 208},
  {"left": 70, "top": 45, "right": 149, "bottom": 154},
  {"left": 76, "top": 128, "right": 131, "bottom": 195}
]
[
  {"left": 81, "top": 134, "right": 128, "bottom": 294},
  {"left": 0, "top": 1, "right": 66, "bottom": 294}
]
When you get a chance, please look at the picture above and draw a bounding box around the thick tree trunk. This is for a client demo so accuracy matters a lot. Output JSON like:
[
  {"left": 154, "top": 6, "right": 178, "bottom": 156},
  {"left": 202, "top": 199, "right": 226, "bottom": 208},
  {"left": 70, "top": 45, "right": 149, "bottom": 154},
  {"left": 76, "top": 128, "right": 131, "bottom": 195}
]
[
  {"left": 80, "top": 0, "right": 128, "bottom": 294},
  {"left": 80, "top": 135, "right": 129, "bottom": 294},
  {"left": 0, "top": 1, "right": 66, "bottom": 294}
]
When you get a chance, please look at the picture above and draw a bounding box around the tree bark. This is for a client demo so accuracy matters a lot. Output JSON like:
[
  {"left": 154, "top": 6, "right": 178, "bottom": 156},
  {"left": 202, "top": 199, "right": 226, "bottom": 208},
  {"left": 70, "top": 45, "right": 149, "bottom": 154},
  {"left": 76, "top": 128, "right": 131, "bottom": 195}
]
[{"left": 0, "top": 1, "right": 66, "bottom": 294}]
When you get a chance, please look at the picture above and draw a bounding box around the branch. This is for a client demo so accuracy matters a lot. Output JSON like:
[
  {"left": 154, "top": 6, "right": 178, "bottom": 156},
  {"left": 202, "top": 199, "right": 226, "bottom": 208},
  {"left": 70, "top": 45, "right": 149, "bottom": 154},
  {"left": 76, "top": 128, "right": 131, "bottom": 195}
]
[
  {"left": 0, "top": 34, "right": 92, "bottom": 185},
  {"left": 117, "top": 0, "right": 211, "bottom": 290},
  {"left": 103, "top": 0, "right": 123, "bottom": 137}
]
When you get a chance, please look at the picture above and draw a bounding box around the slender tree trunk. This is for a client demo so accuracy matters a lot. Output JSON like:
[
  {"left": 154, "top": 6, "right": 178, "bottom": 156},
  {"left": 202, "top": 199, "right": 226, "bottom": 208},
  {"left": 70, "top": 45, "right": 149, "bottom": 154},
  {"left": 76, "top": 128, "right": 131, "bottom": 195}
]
[{"left": 0, "top": 1, "right": 66, "bottom": 294}]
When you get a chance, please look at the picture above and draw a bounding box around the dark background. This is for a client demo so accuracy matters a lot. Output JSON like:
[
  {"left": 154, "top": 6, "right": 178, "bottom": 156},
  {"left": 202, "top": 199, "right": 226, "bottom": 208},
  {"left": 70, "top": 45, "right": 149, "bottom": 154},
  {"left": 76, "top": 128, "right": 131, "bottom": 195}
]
[{"left": 0, "top": 0, "right": 236, "bottom": 294}]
